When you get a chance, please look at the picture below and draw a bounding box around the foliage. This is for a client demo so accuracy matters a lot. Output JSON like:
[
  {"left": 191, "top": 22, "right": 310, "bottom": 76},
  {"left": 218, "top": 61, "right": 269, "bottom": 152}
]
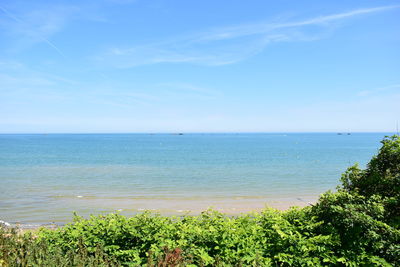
[
  {"left": 1, "top": 135, "right": 399, "bottom": 266},
  {"left": 340, "top": 135, "right": 400, "bottom": 226},
  {"left": 311, "top": 191, "right": 399, "bottom": 265},
  {"left": 0, "top": 226, "right": 120, "bottom": 267}
]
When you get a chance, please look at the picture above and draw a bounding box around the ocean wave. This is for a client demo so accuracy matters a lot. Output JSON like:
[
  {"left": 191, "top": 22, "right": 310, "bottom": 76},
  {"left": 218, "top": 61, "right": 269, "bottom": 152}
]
[{"left": 0, "top": 220, "right": 11, "bottom": 227}]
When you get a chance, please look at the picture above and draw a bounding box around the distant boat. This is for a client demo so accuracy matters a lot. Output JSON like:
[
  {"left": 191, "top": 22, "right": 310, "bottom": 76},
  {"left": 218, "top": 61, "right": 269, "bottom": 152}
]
[{"left": 337, "top": 133, "right": 342, "bottom": 135}]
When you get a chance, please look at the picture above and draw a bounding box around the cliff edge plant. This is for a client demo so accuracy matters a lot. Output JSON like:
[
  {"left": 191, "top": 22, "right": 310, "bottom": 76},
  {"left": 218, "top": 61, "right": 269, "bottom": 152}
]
[{"left": 340, "top": 135, "right": 400, "bottom": 226}]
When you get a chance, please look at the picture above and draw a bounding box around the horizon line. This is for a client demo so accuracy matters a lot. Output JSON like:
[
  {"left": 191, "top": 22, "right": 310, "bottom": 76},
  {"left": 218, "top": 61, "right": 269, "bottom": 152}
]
[{"left": 0, "top": 131, "right": 397, "bottom": 135}]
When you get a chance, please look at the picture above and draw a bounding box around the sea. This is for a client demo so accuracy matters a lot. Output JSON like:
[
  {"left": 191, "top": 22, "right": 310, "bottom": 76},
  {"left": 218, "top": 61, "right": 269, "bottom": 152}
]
[{"left": 0, "top": 133, "right": 391, "bottom": 227}]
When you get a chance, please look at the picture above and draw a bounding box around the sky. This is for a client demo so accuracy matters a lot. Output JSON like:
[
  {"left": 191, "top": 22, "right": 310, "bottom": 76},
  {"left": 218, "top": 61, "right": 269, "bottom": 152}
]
[{"left": 0, "top": 0, "right": 399, "bottom": 133}]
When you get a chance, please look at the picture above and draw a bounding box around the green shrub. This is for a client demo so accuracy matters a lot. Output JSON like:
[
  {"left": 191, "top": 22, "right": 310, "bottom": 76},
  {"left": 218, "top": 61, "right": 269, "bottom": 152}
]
[
  {"left": 311, "top": 191, "right": 399, "bottom": 265},
  {"left": 340, "top": 135, "right": 400, "bottom": 226},
  {"left": 0, "top": 226, "right": 120, "bottom": 267}
]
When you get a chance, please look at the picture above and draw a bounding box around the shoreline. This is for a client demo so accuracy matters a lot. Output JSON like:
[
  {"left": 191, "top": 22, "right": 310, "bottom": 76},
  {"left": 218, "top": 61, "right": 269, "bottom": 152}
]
[{"left": 1, "top": 195, "right": 317, "bottom": 229}]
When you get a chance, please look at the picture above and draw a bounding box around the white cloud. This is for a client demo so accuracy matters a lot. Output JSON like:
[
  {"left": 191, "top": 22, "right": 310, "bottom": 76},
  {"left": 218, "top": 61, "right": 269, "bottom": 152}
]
[
  {"left": 358, "top": 84, "right": 400, "bottom": 97},
  {"left": 0, "top": 4, "right": 80, "bottom": 56},
  {"left": 0, "top": 2, "right": 113, "bottom": 56},
  {"left": 104, "top": 0, "right": 138, "bottom": 4},
  {"left": 98, "top": 5, "right": 399, "bottom": 67},
  {"left": 155, "top": 82, "right": 222, "bottom": 99},
  {"left": 190, "top": 5, "right": 399, "bottom": 42}
]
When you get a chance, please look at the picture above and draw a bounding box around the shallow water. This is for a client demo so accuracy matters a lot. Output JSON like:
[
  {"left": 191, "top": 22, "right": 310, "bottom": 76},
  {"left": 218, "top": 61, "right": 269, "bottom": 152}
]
[{"left": 0, "top": 133, "right": 390, "bottom": 226}]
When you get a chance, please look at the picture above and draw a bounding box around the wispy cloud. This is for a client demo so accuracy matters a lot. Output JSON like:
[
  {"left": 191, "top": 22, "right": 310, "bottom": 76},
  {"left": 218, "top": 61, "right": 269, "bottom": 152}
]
[
  {"left": 97, "top": 5, "right": 399, "bottom": 67},
  {"left": 358, "top": 84, "right": 400, "bottom": 97},
  {"left": 191, "top": 5, "right": 399, "bottom": 42},
  {"left": 104, "top": 0, "right": 138, "bottom": 4},
  {"left": 0, "top": 1, "right": 115, "bottom": 56},
  {"left": 0, "top": 60, "right": 63, "bottom": 88},
  {"left": 0, "top": 60, "right": 79, "bottom": 107},
  {"left": 89, "top": 82, "right": 222, "bottom": 109},
  {"left": 0, "top": 58, "right": 219, "bottom": 112},
  {"left": 0, "top": 3, "right": 80, "bottom": 56},
  {"left": 155, "top": 82, "right": 222, "bottom": 99}
]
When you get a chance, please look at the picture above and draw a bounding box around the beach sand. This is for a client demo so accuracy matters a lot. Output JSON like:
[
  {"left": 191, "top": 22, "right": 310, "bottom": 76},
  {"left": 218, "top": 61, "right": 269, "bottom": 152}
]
[{"left": 3, "top": 195, "right": 319, "bottom": 229}]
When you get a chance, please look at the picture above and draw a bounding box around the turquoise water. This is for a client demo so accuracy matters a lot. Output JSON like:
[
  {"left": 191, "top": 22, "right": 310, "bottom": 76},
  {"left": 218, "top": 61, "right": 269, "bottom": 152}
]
[{"left": 0, "top": 133, "right": 390, "bottom": 226}]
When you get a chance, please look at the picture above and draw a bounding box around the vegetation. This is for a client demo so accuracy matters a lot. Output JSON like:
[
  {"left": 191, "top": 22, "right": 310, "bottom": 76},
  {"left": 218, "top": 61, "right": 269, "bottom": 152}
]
[{"left": 1, "top": 135, "right": 399, "bottom": 266}]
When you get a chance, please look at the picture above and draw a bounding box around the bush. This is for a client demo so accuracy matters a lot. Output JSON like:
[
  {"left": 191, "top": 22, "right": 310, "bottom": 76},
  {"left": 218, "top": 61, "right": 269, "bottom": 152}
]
[
  {"left": 0, "top": 226, "right": 120, "bottom": 267},
  {"left": 340, "top": 135, "right": 400, "bottom": 226},
  {"left": 311, "top": 191, "right": 400, "bottom": 265}
]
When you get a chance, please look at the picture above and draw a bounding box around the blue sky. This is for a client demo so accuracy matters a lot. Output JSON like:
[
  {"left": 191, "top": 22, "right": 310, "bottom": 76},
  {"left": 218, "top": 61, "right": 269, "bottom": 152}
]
[{"left": 0, "top": 0, "right": 399, "bottom": 133}]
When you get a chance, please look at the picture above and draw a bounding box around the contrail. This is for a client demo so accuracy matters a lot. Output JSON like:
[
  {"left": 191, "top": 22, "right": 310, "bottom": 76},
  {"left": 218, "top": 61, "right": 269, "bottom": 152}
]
[{"left": 0, "top": 5, "right": 66, "bottom": 58}]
